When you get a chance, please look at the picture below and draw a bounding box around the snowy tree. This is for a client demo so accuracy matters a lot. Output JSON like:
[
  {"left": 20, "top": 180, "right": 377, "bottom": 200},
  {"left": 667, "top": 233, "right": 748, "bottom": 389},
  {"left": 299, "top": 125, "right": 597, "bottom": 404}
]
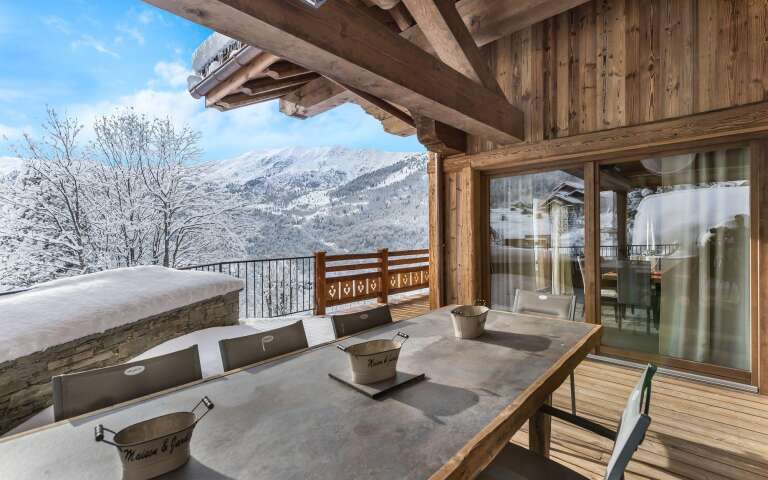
[
  {"left": 0, "top": 108, "right": 244, "bottom": 288},
  {"left": 0, "top": 109, "right": 96, "bottom": 286}
]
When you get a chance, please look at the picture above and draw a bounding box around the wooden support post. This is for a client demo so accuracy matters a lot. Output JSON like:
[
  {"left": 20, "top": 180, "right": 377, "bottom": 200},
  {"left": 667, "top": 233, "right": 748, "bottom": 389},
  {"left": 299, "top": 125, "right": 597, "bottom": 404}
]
[
  {"left": 457, "top": 166, "right": 483, "bottom": 304},
  {"left": 752, "top": 140, "right": 768, "bottom": 394},
  {"left": 428, "top": 153, "right": 445, "bottom": 309},
  {"left": 379, "top": 248, "right": 390, "bottom": 304},
  {"left": 616, "top": 191, "right": 628, "bottom": 259},
  {"left": 528, "top": 395, "right": 552, "bottom": 458},
  {"left": 583, "top": 163, "right": 600, "bottom": 325},
  {"left": 314, "top": 251, "right": 327, "bottom": 316}
]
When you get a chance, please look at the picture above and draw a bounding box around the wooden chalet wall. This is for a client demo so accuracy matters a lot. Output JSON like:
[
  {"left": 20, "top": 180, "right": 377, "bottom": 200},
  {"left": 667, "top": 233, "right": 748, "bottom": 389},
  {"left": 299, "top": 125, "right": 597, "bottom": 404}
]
[
  {"left": 432, "top": 0, "right": 768, "bottom": 307},
  {"left": 466, "top": 0, "right": 768, "bottom": 154}
]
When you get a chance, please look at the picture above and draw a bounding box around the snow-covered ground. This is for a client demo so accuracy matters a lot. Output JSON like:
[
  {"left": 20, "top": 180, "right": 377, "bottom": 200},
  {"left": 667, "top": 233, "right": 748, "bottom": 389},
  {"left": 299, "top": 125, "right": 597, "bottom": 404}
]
[{"left": 0, "top": 266, "right": 243, "bottom": 363}]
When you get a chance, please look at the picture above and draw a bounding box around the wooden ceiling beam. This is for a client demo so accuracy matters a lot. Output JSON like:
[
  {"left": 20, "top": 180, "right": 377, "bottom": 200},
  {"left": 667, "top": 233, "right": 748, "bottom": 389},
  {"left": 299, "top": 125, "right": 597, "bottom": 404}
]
[
  {"left": 415, "top": 114, "right": 467, "bottom": 155},
  {"left": 402, "top": 0, "right": 590, "bottom": 49},
  {"left": 145, "top": 0, "right": 524, "bottom": 144},
  {"left": 279, "top": 77, "right": 356, "bottom": 119},
  {"left": 204, "top": 52, "right": 280, "bottom": 107},
  {"left": 239, "top": 73, "right": 319, "bottom": 96},
  {"left": 401, "top": 0, "right": 502, "bottom": 95},
  {"left": 218, "top": 84, "right": 303, "bottom": 110},
  {"left": 264, "top": 61, "right": 311, "bottom": 80}
]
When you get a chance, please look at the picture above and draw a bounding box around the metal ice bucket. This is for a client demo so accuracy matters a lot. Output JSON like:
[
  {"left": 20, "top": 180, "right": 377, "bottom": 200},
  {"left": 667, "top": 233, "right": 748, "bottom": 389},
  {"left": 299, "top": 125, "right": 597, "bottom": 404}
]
[
  {"left": 337, "top": 332, "right": 409, "bottom": 384},
  {"left": 450, "top": 303, "right": 489, "bottom": 339},
  {"left": 95, "top": 397, "right": 214, "bottom": 480}
]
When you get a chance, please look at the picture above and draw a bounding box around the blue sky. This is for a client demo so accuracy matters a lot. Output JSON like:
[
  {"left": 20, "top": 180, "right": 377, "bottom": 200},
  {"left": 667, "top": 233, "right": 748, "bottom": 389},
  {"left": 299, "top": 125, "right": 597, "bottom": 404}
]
[{"left": 0, "top": 0, "right": 422, "bottom": 160}]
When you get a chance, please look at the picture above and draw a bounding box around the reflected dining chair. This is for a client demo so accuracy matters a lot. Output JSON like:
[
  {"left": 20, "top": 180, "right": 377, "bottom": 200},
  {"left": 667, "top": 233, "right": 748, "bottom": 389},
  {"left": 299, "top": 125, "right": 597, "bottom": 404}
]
[
  {"left": 52, "top": 345, "right": 202, "bottom": 422},
  {"left": 218, "top": 320, "right": 309, "bottom": 372},
  {"left": 330, "top": 304, "right": 392, "bottom": 338},
  {"left": 479, "top": 364, "right": 657, "bottom": 480},
  {"left": 616, "top": 260, "right": 653, "bottom": 334},
  {"left": 511, "top": 289, "right": 578, "bottom": 414}
]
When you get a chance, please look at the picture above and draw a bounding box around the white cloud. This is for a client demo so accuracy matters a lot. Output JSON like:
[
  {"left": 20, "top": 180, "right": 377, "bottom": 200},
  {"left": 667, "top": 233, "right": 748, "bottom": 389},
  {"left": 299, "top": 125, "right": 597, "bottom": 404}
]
[
  {"left": 153, "top": 61, "right": 190, "bottom": 88},
  {"left": 71, "top": 35, "right": 120, "bottom": 58},
  {"left": 116, "top": 25, "right": 145, "bottom": 45},
  {"left": 41, "top": 15, "right": 71, "bottom": 35},
  {"left": 0, "top": 123, "right": 32, "bottom": 141},
  {"left": 57, "top": 60, "right": 421, "bottom": 159},
  {"left": 137, "top": 9, "right": 160, "bottom": 25}
]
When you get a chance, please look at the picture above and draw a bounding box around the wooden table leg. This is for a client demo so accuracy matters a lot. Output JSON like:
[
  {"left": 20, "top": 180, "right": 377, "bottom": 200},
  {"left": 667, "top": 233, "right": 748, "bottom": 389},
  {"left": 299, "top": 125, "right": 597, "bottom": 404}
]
[{"left": 529, "top": 395, "right": 552, "bottom": 458}]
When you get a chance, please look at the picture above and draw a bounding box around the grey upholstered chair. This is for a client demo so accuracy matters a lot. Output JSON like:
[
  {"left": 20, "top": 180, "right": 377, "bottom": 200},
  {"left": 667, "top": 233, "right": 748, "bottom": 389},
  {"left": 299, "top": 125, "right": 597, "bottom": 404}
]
[
  {"left": 511, "top": 289, "right": 576, "bottom": 320},
  {"left": 511, "top": 289, "right": 578, "bottom": 413},
  {"left": 479, "top": 364, "right": 657, "bottom": 480},
  {"left": 616, "top": 260, "right": 653, "bottom": 333},
  {"left": 219, "top": 320, "right": 309, "bottom": 372},
  {"left": 330, "top": 304, "right": 393, "bottom": 338},
  {"left": 52, "top": 345, "right": 202, "bottom": 421}
]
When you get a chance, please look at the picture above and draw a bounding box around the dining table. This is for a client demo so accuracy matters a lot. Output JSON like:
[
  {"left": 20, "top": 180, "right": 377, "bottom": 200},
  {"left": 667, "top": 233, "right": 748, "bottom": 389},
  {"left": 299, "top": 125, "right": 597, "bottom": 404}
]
[{"left": 0, "top": 306, "right": 602, "bottom": 480}]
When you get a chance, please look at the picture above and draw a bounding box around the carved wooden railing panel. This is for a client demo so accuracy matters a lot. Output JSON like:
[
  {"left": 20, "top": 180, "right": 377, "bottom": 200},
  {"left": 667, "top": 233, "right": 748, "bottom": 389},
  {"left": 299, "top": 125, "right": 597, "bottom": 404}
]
[{"left": 314, "top": 248, "right": 429, "bottom": 315}]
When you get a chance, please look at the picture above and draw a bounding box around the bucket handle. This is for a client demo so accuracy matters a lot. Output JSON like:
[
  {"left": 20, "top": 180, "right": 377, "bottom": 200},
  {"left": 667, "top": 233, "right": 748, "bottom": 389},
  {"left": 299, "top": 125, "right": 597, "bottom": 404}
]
[
  {"left": 392, "top": 331, "right": 409, "bottom": 345},
  {"left": 336, "top": 344, "right": 348, "bottom": 352},
  {"left": 192, "top": 396, "right": 215, "bottom": 423},
  {"left": 94, "top": 424, "right": 118, "bottom": 447},
  {"left": 94, "top": 396, "right": 214, "bottom": 445}
]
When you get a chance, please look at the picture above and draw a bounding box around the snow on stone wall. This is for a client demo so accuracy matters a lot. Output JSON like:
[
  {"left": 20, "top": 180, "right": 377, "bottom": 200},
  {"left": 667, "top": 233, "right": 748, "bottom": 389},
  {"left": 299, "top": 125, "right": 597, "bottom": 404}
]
[{"left": 0, "top": 266, "right": 244, "bottom": 363}]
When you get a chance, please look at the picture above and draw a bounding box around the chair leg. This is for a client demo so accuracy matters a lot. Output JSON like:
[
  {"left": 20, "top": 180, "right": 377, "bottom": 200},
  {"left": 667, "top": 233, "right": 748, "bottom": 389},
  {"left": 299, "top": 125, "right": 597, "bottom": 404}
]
[
  {"left": 646, "top": 308, "right": 651, "bottom": 334},
  {"left": 569, "top": 373, "right": 577, "bottom": 415}
]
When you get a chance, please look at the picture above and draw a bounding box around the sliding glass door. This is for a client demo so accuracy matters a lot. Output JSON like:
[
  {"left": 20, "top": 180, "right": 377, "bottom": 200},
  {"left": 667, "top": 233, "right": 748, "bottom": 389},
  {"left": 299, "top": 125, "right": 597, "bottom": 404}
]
[
  {"left": 489, "top": 169, "right": 585, "bottom": 320},
  {"left": 598, "top": 147, "right": 751, "bottom": 375}
]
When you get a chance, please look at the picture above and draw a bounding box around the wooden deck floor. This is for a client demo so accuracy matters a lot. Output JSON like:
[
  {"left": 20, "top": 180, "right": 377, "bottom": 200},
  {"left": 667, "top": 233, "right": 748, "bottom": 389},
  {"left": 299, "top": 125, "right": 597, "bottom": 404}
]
[{"left": 394, "top": 298, "right": 768, "bottom": 480}]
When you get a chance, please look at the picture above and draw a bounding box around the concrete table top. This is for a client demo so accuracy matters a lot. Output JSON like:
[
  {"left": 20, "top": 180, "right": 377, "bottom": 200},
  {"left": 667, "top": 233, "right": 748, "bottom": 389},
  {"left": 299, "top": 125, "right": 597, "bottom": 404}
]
[{"left": 0, "top": 307, "right": 601, "bottom": 480}]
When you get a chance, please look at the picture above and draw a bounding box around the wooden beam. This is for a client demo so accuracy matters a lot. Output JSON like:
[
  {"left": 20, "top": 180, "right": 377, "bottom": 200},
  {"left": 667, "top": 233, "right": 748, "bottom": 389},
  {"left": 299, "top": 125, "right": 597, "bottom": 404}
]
[
  {"left": 264, "top": 61, "right": 310, "bottom": 79},
  {"left": 400, "top": 0, "right": 502, "bottom": 95},
  {"left": 402, "top": 0, "right": 591, "bottom": 49},
  {"left": 389, "top": 3, "right": 415, "bottom": 31},
  {"left": 444, "top": 102, "right": 768, "bottom": 172},
  {"left": 415, "top": 115, "right": 467, "bottom": 155},
  {"left": 367, "top": 0, "right": 401, "bottom": 9},
  {"left": 145, "top": 0, "right": 524, "bottom": 144},
  {"left": 239, "top": 72, "right": 319, "bottom": 96},
  {"left": 280, "top": 77, "right": 356, "bottom": 119},
  {"left": 355, "top": 99, "right": 416, "bottom": 136},
  {"left": 335, "top": 80, "right": 415, "bottom": 128},
  {"left": 204, "top": 52, "right": 280, "bottom": 107},
  {"left": 218, "top": 85, "right": 301, "bottom": 110}
]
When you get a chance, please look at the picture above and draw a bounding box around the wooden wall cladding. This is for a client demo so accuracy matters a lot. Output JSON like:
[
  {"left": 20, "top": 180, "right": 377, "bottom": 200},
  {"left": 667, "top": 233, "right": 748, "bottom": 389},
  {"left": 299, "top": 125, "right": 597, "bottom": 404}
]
[{"left": 467, "top": 0, "right": 768, "bottom": 153}]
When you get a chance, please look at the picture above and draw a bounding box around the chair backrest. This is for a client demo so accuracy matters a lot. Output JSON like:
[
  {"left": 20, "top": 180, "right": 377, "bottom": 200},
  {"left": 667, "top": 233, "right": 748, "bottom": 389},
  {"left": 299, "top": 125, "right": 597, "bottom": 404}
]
[
  {"left": 52, "top": 345, "right": 202, "bottom": 422},
  {"left": 616, "top": 260, "right": 652, "bottom": 307},
  {"left": 218, "top": 320, "right": 308, "bottom": 372},
  {"left": 604, "top": 364, "right": 657, "bottom": 480},
  {"left": 330, "top": 304, "right": 393, "bottom": 338},
  {"left": 511, "top": 289, "right": 576, "bottom": 320}
]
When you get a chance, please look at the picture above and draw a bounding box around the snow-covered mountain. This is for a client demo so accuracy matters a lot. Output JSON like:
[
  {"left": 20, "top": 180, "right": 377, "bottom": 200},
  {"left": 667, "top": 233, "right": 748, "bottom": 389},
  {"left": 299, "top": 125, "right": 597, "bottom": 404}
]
[
  {"left": 208, "top": 146, "right": 429, "bottom": 257},
  {"left": 0, "top": 147, "right": 429, "bottom": 262}
]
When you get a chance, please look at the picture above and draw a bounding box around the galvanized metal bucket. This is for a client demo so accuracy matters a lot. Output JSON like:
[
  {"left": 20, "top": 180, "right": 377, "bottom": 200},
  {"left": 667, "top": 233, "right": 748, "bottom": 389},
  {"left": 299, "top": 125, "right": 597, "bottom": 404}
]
[
  {"left": 95, "top": 397, "right": 214, "bottom": 480},
  {"left": 337, "top": 332, "right": 409, "bottom": 384},
  {"left": 450, "top": 303, "right": 489, "bottom": 339}
]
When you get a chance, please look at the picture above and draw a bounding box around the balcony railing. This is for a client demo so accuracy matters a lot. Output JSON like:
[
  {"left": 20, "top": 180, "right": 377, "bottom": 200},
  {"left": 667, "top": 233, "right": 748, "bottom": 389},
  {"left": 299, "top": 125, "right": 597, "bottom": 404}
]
[
  {"left": 181, "top": 256, "right": 315, "bottom": 318},
  {"left": 181, "top": 248, "right": 430, "bottom": 318}
]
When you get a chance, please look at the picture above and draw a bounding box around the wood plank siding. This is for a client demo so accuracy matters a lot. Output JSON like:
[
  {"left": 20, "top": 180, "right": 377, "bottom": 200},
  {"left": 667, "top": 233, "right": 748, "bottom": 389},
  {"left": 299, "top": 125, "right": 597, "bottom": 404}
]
[
  {"left": 439, "top": 0, "right": 768, "bottom": 304},
  {"left": 465, "top": 0, "right": 768, "bottom": 153}
]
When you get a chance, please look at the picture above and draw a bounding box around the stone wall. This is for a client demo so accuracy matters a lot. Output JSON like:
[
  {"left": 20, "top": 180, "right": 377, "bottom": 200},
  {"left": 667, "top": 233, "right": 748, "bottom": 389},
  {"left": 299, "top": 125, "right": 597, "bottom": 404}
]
[{"left": 0, "top": 290, "right": 240, "bottom": 435}]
